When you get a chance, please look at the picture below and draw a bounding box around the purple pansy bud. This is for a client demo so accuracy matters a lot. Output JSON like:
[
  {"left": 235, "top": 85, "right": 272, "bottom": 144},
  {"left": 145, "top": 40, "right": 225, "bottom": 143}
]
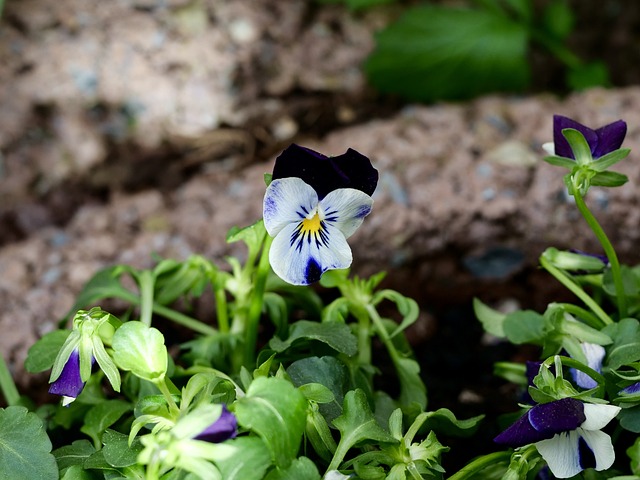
[
  {"left": 272, "top": 144, "right": 378, "bottom": 200},
  {"left": 495, "top": 398, "right": 620, "bottom": 478},
  {"left": 620, "top": 382, "right": 640, "bottom": 395},
  {"left": 48, "top": 349, "right": 88, "bottom": 406},
  {"left": 194, "top": 405, "right": 237, "bottom": 443},
  {"left": 570, "top": 343, "right": 605, "bottom": 389},
  {"left": 551, "top": 115, "right": 627, "bottom": 160}
]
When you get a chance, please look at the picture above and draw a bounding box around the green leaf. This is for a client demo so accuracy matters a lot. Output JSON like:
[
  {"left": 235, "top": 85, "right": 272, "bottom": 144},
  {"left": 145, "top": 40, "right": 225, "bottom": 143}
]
[
  {"left": 394, "top": 356, "right": 427, "bottom": 411},
  {"left": 332, "top": 389, "right": 396, "bottom": 451},
  {"left": 619, "top": 405, "right": 640, "bottom": 433},
  {"left": 604, "top": 318, "right": 640, "bottom": 369},
  {"left": 420, "top": 408, "right": 484, "bottom": 437},
  {"left": 627, "top": 435, "right": 640, "bottom": 475},
  {"left": 102, "top": 429, "right": 143, "bottom": 468},
  {"left": 0, "top": 406, "right": 57, "bottom": 480},
  {"left": 541, "top": 0, "right": 574, "bottom": 40},
  {"left": 287, "top": 356, "right": 349, "bottom": 422},
  {"left": 53, "top": 439, "right": 96, "bottom": 470},
  {"left": 66, "top": 266, "right": 137, "bottom": 316},
  {"left": 214, "top": 436, "right": 272, "bottom": 480},
  {"left": 590, "top": 148, "right": 631, "bottom": 172},
  {"left": 235, "top": 377, "right": 307, "bottom": 468},
  {"left": 365, "top": 6, "right": 529, "bottom": 102},
  {"left": 503, "top": 310, "right": 545, "bottom": 344},
  {"left": 566, "top": 61, "right": 610, "bottom": 90},
  {"left": 226, "top": 220, "right": 267, "bottom": 253},
  {"left": 473, "top": 298, "right": 506, "bottom": 337},
  {"left": 112, "top": 321, "right": 168, "bottom": 382},
  {"left": 561, "top": 128, "right": 592, "bottom": 166},
  {"left": 80, "top": 400, "right": 132, "bottom": 446},
  {"left": 270, "top": 320, "right": 357, "bottom": 356},
  {"left": 372, "top": 290, "right": 419, "bottom": 337},
  {"left": 263, "top": 456, "right": 321, "bottom": 480},
  {"left": 590, "top": 170, "right": 629, "bottom": 187},
  {"left": 543, "top": 155, "right": 577, "bottom": 169},
  {"left": 25, "top": 329, "right": 71, "bottom": 373},
  {"left": 60, "top": 464, "right": 99, "bottom": 480}
]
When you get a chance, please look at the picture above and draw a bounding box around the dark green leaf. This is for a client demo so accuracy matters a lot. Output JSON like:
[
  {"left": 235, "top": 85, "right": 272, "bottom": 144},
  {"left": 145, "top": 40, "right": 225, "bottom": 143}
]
[
  {"left": 541, "top": 0, "right": 574, "bottom": 40},
  {"left": 0, "top": 406, "right": 57, "bottom": 480},
  {"left": 235, "top": 377, "right": 307, "bottom": 468},
  {"left": 394, "top": 356, "right": 427, "bottom": 411},
  {"left": 604, "top": 318, "right": 640, "bottom": 369},
  {"left": 270, "top": 320, "right": 357, "bottom": 356},
  {"left": 566, "top": 61, "right": 610, "bottom": 90},
  {"left": 365, "top": 6, "right": 529, "bottom": 102},
  {"left": 80, "top": 400, "right": 132, "bottom": 446},
  {"left": 102, "top": 429, "right": 143, "bottom": 468},
  {"left": 60, "top": 464, "right": 100, "bottom": 480},
  {"left": 287, "top": 356, "right": 349, "bottom": 422},
  {"left": 619, "top": 405, "right": 640, "bottom": 433},
  {"left": 53, "top": 440, "right": 96, "bottom": 470},
  {"left": 25, "top": 329, "right": 71, "bottom": 373}
]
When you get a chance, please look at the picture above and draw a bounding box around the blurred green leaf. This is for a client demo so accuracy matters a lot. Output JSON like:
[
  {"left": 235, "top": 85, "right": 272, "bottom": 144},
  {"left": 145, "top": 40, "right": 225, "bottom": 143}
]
[
  {"left": 566, "top": 61, "right": 609, "bottom": 90},
  {"left": 25, "top": 329, "right": 71, "bottom": 373},
  {"left": 473, "top": 298, "right": 506, "bottom": 338},
  {"left": 269, "top": 320, "right": 357, "bottom": 356},
  {"left": 264, "top": 456, "right": 321, "bottom": 480},
  {"left": 503, "top": 310, "right": 546, "bottom": 344},
  {"left": 365, "top": 6, "right": 529, "bottom": 102},
  {"left": 80, "top": 400, "right": 132, "bottom": 446},
  {"left": 541, "top": 0, "right": 574, "bottom": 40},
  {"left": 214, "top": 437, "right": 272, "bottom": 480}
]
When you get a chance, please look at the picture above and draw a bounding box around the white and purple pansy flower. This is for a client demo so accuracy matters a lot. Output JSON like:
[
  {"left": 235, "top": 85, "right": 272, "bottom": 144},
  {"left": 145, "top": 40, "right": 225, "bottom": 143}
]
[
  {"left": 542, "top": 115, "right": 627, "bottom": 159},
  {"left": 48, "top": 348, "right": 91, "bottom": 407},
  {"left": 193, "top": 405, "right": 237, "bottom": 443},
  {"left": 570, "top": 342, "right": 606, "bottom": 390},
  {"left": 494, "top": 397, "right": 620, "bottom": 478},
  {"left": 263, "top": 144, "right": 378, "bottom": 285}
]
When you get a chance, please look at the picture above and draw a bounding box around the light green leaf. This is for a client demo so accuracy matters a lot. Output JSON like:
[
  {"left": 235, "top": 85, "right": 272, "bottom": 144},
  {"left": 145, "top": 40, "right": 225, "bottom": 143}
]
[
  {"left": 543, "top": 155, "right": 576, "bottom": 169},
  {"left": 503, "top": 310, "right": 545, "bottom": 344},
  {"left": 590, "top": 148, "right": 631, "bottom": 172},
  {"left": 0, "top": 406, "right": 57, "bottom": 480},
  {"left": 214, "top": 436, "right": 272, "bottom": 480},
  {"left": 473, "top": 298, "right": 506, "bottom": 337},
  {"left": 112, "top": 321, "right": 168, "bottom": 381},
  {"left": 561, "top": 128, "right": 592, "bottom": 166},
  {"left": 590, "top": 170, "right": 629, "bottom": 187},
  {"left": 365, "top": 6, "right": 529, "bottom": 102},
  {"left": 263, "top": 456, "right": 321, "bottom": 480},
  {"left": 226, "top": 220, "right": 266, "bottom": 253},
  {"left": 25, "top": 329, "right": 71, "bottom": 373},
  {"left": 234, "top": 377, "right": 307, "bottom": 468}
]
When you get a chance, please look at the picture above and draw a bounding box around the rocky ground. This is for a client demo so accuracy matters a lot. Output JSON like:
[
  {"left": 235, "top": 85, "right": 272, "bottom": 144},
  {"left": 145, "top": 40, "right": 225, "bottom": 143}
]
[{"left": 2, "top": 0, "right": 640, "bottom": 442}]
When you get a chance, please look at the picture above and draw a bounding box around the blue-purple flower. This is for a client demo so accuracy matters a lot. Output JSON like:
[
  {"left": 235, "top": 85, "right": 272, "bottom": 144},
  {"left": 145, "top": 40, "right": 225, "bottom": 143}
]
[
  {"left": 543, "top": 115, "right": 627, "bottom": 160},
  {"left": 495, "top": 398, "right": 620, "bottom": 478},
  {"left": 194, "top": 405, "right": 237, "bottom": 443},
  {"left": 48, "top": 349, "right": 90, "bottom": 407},
  {"left": 264, "top": 144, "right": 378, "bottom": 285},
  {"left": 570, "top": 342, "right": 605, "bottom": 390}
]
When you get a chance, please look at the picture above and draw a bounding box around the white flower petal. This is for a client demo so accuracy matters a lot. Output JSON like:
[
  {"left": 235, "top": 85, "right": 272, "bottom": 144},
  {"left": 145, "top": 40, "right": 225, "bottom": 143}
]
[
  {"left": 581, "top": 403, "right": 621, "bottom": 431},
  {"left": 573, "top": 343, "right": 605, "bottom": 389},
  {"left": 319, "top": 188, "right": 373, "bottom": 238},
  {"left": 578, "top": 428, "right": 616, "bottom": 471},
  {"left": 269, "top": 222, "right": 352, "bottom": 285},
  {"left": 263, "top": 178, "right": 318, "bottom": 237},
  {"left": 542, "top": 142, "right": 556, "bottom": 156},
  {"left": 535, "top": 431, "right": 581, "bottom": 479}
]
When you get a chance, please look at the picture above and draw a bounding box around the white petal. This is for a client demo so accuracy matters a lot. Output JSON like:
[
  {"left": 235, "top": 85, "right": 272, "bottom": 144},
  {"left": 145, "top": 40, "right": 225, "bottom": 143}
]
[
  {"left": 319, "top": 188, "right": 373, "bottom": 238},
  {"left": 269, "top": 222, "right": 352, "bottom": 285},
  {"left": 263, "top": 178, "right": 318, "bottom": 237},
  {"left": 535, "top": 431, "right": 581, "bottom": 479},
  {"left": 542, "top": 142, "right": 556, "bottom": 156},
  {"left": 578, "top": 428, "right": 616, "bottom": 471},
  {"left": 581, "top": 403, "right": 621, "bottom": 430}
]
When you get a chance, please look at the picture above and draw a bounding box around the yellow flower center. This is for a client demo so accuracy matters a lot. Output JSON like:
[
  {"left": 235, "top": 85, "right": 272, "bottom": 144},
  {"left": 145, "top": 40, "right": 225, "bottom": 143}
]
[{"left": 300, "top": 212, "right": 322, "bottom": 234}]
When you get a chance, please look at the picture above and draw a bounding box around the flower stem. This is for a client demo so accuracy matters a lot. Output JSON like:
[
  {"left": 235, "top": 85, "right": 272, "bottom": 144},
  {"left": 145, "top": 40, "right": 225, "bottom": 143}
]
[
  {"left": 572, "top": 192, "right": 628, "bottom": 318},
  {"left": 154, "top": 377, "right": 180, "bottom": 418},
  {"left": 138, "top": 270, "right": 155, "bottom": 327},
  {"left": 540, "top": 256, "right": 613, "bottom": 326},
  {"left": 0, "top": 354, "right": 19, "bottom": 406},
  {"left": 447, "top": 451, "right": 512, "bottom": 480},
  {"left": 243, "top": 235, "right": 273, "bottom": 367},
  {"left": 150, "top": 303, "right": 217, "bottom": 336}
]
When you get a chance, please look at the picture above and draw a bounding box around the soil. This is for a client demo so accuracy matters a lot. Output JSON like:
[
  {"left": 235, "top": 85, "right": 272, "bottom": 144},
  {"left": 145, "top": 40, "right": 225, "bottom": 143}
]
[{"left": 2, "top": 0, "right": 640, "bottom": 473}]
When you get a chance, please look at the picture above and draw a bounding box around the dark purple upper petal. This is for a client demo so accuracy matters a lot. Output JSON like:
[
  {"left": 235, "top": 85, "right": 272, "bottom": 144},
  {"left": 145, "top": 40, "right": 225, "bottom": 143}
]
[
  {"left": 272, "top": 144, "right": 378, "bottom": 200},
  {"left": 194, "top": 405, "right": 238, "bottom": 443},
  {"left": 48, "top": 349, "right": 86, "bottom": 399},
  {"left": 494, "top": 398, "right": 585, "bottom": 447},
  {"left": 552, "top": 115, "right": 626, "bottom": 160}
]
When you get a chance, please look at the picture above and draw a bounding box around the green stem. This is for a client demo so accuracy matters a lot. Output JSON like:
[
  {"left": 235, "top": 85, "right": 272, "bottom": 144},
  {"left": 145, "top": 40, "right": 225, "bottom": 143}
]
[
  {"left": 151, "top": 303, "right": 217, "bottom": 336},
  {"left": 243, "top": 235, "right": 273, "bottom": 367},
  {"left": 154, "top": 377, "right": 180, "bottom": 418},
  {"left": 447, "top": 451, "right": 512, "bottom": 480},
  {"left": 138, "top": 270, "right": 155, "bottom": 327},
  {"left": 214, "top": 278, "right": 230, "bottom": 334},
  {"left": 552, "top": 302, "right": 602, "bottom": 329},
  {"left": 0, "top": 354, "right": 19, "bottom": 406},
  {"left": 540, "top": 256, "right": 613, "bottom": 326},
  {"left": 573, "top": 192, "right": 628, "bottom": 318}
]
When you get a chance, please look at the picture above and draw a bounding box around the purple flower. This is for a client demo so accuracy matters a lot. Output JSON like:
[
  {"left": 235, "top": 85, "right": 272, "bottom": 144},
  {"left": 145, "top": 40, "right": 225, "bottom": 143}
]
[
  {"left": 194, "top": 405, "right": 237, "bottom": 443},
  {"left": 495, "top": 398, "right": 620, "bottom": 478},
  {"left": 272, "top": 144, "right": 378, "bottom": 200},
  {"left": 619, "top": 382, "right": 640, "bottom": 395},
  {"left": 545, "top": 115, "right": 626, "bottom": 160},
  {"left": 570, "top": 343, "right": 605, "bottom": 390},
  {"left": 48, "top": 349, "right": 87, "bottom": 406}
]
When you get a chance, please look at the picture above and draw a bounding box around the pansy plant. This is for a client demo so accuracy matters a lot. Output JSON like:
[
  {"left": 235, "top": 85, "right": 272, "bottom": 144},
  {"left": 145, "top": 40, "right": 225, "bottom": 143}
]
[{"left": 263, "top": 144, "right": 378, "bottom": 285}]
